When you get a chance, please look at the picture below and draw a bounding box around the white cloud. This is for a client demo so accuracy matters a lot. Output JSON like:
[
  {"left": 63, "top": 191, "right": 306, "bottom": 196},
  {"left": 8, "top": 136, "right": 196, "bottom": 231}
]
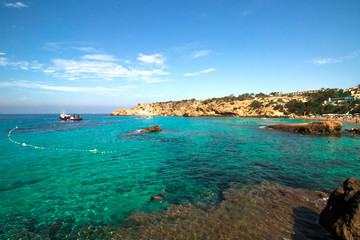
[
  {"left": 1, "top": 52, "right": 169, "bottom": 83},
  {"left": 137, "top": 53, "right": 166, "bottom": 66},
  {"left": 184, "top": 68, "right": 216, "bottom": 77},
  {"left": 0, "top": 80, "right": 136, "bottom": 93},
  {"left": 310, "top": 52, "right": 360, "bottom": 65},
  {"left": 72, "top": 47, "right": 100, "bottom": 53},
  {"left": 192, "top": 50, "right": 211, "bottom": 59},
  {"left": 144, "top": 78, "right": 172, "bottom": 84},
  {"left": 0, "top": 57, "right": 8, "bottom": 66},
  {"left": 82, "top": 54, "right": 120, "bottom": 62},
  {"left": 0, "top": 53, "right": 6, "bottom": 55},
  {"left": 46, "top": 57, "right": 169, "bottom": 82},
  {"left": 5, "top": 1, "right": 28, "bottom": 8},
  {"left": 48, "top": 59, "right": 132, "bottom": 81},
  {"left": 0, "top": 57, "right": 42, "bottom": 70}
]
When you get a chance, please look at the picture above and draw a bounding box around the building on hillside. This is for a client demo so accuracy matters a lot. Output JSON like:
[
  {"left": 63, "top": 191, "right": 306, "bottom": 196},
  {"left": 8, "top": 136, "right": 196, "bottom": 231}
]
[
  {"left": 351, "top": 87, "right": 360, "bottom": 99},
  {"left": 327, "top": 97, "right": 355, "bottom": 104},
  {"left": 279, "top": 89, "right": 323, "bottom": 96}
]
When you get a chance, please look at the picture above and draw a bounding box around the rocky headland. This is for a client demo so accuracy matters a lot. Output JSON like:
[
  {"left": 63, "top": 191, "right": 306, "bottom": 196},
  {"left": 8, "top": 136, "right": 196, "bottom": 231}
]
[{"left": 111, "top": 95, "right": 308, "bottom": 117}]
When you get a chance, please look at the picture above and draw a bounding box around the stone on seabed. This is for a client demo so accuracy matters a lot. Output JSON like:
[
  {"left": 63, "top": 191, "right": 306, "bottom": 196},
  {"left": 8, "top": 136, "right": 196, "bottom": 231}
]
[
  {"left": 140, "top": 125, "right": 162, "bottom": 133},
  {"left": 319, "top": 177, "right": 360, "bottom": 240}
]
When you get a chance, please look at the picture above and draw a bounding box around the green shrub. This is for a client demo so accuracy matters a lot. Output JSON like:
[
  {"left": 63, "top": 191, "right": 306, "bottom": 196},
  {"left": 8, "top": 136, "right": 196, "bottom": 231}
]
[{"left": 249, "top": 100, "right": 263, "bottom": 109}]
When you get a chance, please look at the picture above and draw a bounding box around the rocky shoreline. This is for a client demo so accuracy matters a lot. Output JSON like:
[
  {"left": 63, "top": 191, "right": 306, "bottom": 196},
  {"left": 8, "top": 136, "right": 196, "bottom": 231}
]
[
  {"left": 110, "top": 97, "right": 360, "bottom": 126},
  {"left": 3, "top": 178, "right": 359, "bottom": 239},
  {"left": 110, "top": 96, "right": 308, "bottom": 118}
]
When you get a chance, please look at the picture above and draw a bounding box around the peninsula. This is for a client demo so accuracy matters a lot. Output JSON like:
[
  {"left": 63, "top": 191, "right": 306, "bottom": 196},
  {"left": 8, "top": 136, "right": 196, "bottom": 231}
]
[{"left": 111, "top": 87, "right": 360, "bottom": 119}]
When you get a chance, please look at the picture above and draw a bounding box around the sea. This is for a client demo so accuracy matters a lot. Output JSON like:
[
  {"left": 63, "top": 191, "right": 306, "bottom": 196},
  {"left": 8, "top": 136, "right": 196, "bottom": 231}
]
[{"left": 1, "top": 114, "right": 359, "bottom": 239}]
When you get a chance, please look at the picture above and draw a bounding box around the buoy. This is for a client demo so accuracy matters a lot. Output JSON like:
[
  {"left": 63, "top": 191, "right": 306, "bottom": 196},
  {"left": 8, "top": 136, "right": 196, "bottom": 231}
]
[{"left": 8, "top": 126, "right": 113, "bottom": 154}]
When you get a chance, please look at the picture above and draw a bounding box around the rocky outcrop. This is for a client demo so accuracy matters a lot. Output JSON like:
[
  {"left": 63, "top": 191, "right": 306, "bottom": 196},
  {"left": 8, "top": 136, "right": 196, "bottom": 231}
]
[
  {"left": 265, "top": 121, "right": 343, "bottom": 135},
  {"left": 140, "top": 125, "right": 162, "bottom": 133},
  {"left": 319, "top": 177, "right": 360, "bottom": 240},
  {"left": 345, "top": 128, "right": 360, "bottom": 134},
  {"left": 110, "top": 96, "right": 309, "bottom": 117},
  {"left": 111, "top": 181, "right": 330, "bottom": 239}
]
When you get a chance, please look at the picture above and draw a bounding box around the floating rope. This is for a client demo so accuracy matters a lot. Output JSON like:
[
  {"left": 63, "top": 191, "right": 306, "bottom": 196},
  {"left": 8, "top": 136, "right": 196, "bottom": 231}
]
[{"left": 8, "top": 126, "right": 114, "bottom": 154}]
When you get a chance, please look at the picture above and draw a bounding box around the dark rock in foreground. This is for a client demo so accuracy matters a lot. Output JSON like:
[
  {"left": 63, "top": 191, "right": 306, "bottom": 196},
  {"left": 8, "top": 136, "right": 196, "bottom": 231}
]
[
  {"left": 319, "top": 177, "right": 360, "bottom": 240},
  {"left": 265, "top": 121, "right": 343, "bottom": 135},
  {"left": 140, "top": 125, "right": 162, "bottom": 133}
]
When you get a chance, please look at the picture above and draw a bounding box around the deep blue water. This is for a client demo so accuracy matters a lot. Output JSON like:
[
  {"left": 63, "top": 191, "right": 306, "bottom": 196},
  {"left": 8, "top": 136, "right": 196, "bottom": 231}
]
[{"left": 1, "top": 114, "right": 359, "bottom": 237}]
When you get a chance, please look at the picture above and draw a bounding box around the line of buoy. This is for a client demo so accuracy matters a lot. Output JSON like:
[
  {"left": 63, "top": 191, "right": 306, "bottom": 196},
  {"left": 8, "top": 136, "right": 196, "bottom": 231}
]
[{"left": 8, "top": 126, "right": 114, "bottom": 154}]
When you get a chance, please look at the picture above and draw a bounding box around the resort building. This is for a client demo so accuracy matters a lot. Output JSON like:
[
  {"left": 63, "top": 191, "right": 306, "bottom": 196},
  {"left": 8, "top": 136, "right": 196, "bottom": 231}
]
[
  {"left": 279, "top": 89, "right": 323, "bottom": 96},
  {"left": 327, "top": 97, "right": 355, "bottom": 104}
]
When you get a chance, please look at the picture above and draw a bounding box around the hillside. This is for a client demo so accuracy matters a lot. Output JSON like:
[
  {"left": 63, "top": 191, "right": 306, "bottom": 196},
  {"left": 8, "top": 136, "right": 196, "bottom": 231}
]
[{"left": 110, "top": 95, "right": 309, "bottom": 117}]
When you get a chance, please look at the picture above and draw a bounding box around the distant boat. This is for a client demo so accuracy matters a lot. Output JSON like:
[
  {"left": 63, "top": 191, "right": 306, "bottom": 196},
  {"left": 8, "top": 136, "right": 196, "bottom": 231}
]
[{"left": 60, "top": 113, "right": 83, "bottom": 121}]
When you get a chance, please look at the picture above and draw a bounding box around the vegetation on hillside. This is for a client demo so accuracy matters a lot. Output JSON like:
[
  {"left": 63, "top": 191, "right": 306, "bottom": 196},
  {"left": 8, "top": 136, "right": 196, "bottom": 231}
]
[
  {"left": 284, "top": 89, "right": 359, "bottom": 115},
  {"left": 157, "top": 87, "right": 360, "bottom": 116}
]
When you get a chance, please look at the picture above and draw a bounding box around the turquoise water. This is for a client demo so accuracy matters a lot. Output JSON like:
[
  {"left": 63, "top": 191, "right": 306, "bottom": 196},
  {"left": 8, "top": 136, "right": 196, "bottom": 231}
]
[{"left": 1, "top": 114, "right": 359, "bottom": 237}]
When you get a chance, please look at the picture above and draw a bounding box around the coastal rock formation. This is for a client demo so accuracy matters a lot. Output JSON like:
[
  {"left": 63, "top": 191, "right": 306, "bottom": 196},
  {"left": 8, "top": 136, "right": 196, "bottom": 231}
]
[
  {"left": 110, "top": 95, "right": 308, "bottom": 118},
  {"left": 4, "top": 181, "right": 331, "bottom": 239},
  {"left": 110, "top": 181, "right": 330, "bottom": 239},
  {"left": 140, "top": 125, "right": 162, "bottom": 133},
  {"left": 265, "top": 121, "right": 343, "bottom": 135},
  {"left": 345, "top": 128, "right": 360, "bottom": 134},
  {"left": 319, "top": 177, "right": 360, "bottom": 240}
]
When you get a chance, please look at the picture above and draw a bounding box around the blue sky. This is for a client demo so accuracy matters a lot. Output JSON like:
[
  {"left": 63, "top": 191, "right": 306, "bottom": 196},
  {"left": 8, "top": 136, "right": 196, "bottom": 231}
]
[{"left": 0, "top": 0, "right": 359, "bottom": 113}]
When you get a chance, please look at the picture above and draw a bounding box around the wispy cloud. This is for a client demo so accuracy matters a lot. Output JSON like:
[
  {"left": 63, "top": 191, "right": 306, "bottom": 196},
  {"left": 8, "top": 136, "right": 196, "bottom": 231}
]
[
  {"left": 82, "top": 54, "right": 120, "bottom": 62},
  {"left": 184, "top": 68, "right": 216, "bottom": 77},
  {"left": 241, "top": 10, "right": 250, "bottom": 17},
  {"left": 143, "top": 78, "right": 172, "bottom": 84},
  {"left": 192, "top": 50, "right": 211, "bottom": 59},
  {"left": 44, "top": 42, "right": 102, "bottom": 53},
  {"left": 46, "top": 57, "right": 169, "bottom": 81},
  {"left": 309, "top": 52, "right": 360, "bottom": 65},
  {"left": 0, "top": 57, "right": 8, "bottom": 66},
  {"left": 72, "top": 47, "right": 100, "bottom": 53},
  {"left": 137, "top": 53, "right": 166, "bottom": 66},
  {"left": 0, "top": 52, "right": 169, "bottom": 82},
  {"left": 0, "top": 80, "right": 136, "bottom": 93},
  {"left": 47, "top": 58, "right": 132, "bottom": 81},
  {"left": 0, "top": 56, "right": 43, "bottom": 70},
  {"left": 4, "top": 1, "right": 28, "bottom": 8},
  {"left": 0, "top": 53, "right": 6, "bottom": 55}
]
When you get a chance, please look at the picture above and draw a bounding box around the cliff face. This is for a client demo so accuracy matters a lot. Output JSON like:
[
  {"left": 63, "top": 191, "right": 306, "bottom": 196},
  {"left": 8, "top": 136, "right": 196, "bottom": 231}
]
[{"left": 110, "top": 96, "right": 309, "bottom": 117}]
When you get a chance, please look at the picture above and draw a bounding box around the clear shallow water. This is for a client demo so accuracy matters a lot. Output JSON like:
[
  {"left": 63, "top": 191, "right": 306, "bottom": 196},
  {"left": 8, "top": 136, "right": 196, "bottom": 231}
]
[{"left": 1, "top": 114, "right": 359, "bottom": 238}]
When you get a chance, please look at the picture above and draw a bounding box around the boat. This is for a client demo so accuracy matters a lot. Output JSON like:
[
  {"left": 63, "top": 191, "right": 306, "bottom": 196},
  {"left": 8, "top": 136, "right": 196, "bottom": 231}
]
[{"left": 60, "top": 113, "right": 83, "bottom": 121}]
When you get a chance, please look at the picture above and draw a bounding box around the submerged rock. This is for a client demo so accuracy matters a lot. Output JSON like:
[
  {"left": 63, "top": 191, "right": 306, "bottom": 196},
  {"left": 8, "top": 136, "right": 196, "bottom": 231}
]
[
  {"left": 265, "top": 121, "right": 343, "bottom": 135},
  {"left": 319, "top": 177, "right": 360, "bottom": 240},
  {"left": 115, "top": 181, "right": 331, "bottom": 239},
  {"left": 140, "top": 125, "right": 162, "bottom": 133}
]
